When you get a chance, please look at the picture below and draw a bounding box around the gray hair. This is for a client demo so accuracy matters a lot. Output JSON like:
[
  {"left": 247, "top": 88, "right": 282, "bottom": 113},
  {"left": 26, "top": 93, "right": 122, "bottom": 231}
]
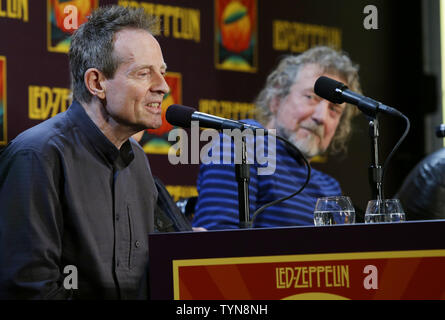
[
  {"left": 255, "top": 46, "right": 361, "bottom": 155},
  {"left": 69, "top": 5, "right": 158, "bottom": 104}
]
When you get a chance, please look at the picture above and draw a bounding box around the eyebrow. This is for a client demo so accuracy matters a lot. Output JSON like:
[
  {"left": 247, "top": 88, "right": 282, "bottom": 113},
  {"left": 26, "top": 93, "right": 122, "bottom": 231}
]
[{"left": 128, "top": 63, "right": 168, "bottom": 75}]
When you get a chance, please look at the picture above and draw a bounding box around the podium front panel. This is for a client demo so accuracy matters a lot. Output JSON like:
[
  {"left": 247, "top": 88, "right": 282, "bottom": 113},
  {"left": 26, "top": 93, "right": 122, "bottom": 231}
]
[{"left": 148, "top": 220, "right": 445, "bottom": 300}]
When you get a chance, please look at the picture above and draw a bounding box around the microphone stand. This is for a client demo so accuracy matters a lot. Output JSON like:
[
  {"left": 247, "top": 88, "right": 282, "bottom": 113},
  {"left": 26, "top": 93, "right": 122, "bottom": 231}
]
[
  {"left": 236, "top": 136, "right": 251, "bottom": 228},
  {"left": 367, "top": 115, "right": 384, "bottom": 202},
  {"left": 358, "top": 100, "right": 410, "bottom": 220}
]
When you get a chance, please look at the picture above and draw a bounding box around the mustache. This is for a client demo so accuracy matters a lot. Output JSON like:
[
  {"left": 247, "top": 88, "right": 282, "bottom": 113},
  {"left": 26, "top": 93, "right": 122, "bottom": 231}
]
[{"left": 298, "top": 121, "right": 324, "bottom": 138}]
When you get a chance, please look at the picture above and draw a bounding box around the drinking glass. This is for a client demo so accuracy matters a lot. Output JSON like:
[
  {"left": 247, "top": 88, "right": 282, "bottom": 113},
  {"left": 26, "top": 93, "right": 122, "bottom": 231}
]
[
  {"left": 364, "top": 199, "right": 406, "bottom": 223},
  {"left": 313, "top": 196, "right": 356, "bottom": 226}
]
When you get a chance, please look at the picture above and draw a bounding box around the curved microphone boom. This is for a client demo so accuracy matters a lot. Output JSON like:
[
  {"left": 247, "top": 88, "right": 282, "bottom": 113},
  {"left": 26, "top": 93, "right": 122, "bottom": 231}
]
[
  {"left": 315, "top": 76, "right": 411, "bottom": 200},
  {"left": 314, "top": 76, "right": 403, "bottom": 117}
]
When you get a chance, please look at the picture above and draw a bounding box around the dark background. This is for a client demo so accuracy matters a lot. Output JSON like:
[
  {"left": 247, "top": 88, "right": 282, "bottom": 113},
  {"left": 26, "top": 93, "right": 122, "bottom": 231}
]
[{"left": 0, "top": 0, "right": 434, "bottom": 218}]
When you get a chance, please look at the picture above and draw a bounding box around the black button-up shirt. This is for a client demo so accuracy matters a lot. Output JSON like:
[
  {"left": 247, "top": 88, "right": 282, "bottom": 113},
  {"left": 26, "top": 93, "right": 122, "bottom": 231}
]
[{"left": 0, "top": 101, "right": 157, "bottom": 299}]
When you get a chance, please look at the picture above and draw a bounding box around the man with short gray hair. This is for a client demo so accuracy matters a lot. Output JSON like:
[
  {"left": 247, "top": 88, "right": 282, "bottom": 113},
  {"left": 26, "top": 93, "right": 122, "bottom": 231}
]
[
  {"left": 192, "top": 46, "right": 361, "bottom": 230},
  {"left": 0, "top": 5, "right": 169, "bottom": 299}
]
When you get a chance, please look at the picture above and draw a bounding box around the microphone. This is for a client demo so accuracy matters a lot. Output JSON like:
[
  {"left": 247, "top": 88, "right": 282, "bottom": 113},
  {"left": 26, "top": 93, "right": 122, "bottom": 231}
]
[
  {"left": 436, "top": 124, "right": 445, "bottom": 138},
  {"left": 165, "top": 105, "right": 312, "bottom": 228},
  {"left": 165, "top": 104, "right": 267, "bottom": 133},
  {"left": 314, "top": 76, "right": 403, "bottom": 117}
]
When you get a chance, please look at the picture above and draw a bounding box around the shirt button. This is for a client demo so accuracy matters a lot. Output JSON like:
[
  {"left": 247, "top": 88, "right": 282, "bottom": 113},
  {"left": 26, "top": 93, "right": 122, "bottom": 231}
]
[
  {"left": 135, "top": 241, "right": 140, "bottom": 248},
  {"left": 116, "top": 214, "right": 120, "bottom": 221},
  {"left": 116, "top": 259, "right": 120, "bottom": 267}
]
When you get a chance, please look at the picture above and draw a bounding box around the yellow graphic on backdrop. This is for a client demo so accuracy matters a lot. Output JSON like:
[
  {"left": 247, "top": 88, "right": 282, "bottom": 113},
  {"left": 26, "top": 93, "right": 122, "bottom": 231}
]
[
  {"left": 0, "top": 0, "right": 28, "bottom": 22},
  {"left": 28, "top": 85, "right": 72, "bottom": 120},
  {"left": 118, "top": 1, "right": 200, "bottom": 42},
  {"left": 215, "top": 0, "right": 257, "bottom": 72},
  {"left": 273, "top": 20, "right": 342, "bottom": 53},
  {"left": 199, "top": 99, "right": 256, "bottom": 121},
  {"left": 47, "top": 0, "right": 98, "bottom": 53},
  {"left": 166, "top": 185, "right": 198, "bottom": 202}
]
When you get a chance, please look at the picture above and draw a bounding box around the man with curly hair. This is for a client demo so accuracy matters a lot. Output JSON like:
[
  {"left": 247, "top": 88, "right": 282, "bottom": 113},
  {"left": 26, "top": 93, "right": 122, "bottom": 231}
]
[{"left": 192, "top": 46, "right": 361, "bottom": 230}]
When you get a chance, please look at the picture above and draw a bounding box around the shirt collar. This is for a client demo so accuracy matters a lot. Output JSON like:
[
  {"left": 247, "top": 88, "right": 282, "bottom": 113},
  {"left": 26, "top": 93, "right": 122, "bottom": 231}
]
[{"left": 67, "top": 101, "right": 135, "bottom": 167}]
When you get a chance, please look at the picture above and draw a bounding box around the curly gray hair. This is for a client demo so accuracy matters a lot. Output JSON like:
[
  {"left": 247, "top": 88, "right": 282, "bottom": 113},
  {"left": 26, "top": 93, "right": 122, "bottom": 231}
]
[{"left": 255, "top": 46, "right": 361, "bottom": 155}]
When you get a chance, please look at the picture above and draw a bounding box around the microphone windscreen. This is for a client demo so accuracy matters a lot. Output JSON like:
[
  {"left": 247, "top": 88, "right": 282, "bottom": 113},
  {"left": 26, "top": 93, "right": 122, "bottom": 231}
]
[
  {"left": 165, "top": 104, "right": 195, "bottom": 128},
  {"left": 314, "top": 76, "right": 347, "bottom": 104}
]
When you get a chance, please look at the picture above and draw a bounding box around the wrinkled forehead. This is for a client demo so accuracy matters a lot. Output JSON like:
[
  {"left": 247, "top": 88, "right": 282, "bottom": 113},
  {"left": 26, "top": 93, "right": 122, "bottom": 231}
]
[
  {"left": 112, "top": 28, "right": 165, "bottom": 65},
  {"left": 296, "top": 63, "right": 347, "bottom": 88}
]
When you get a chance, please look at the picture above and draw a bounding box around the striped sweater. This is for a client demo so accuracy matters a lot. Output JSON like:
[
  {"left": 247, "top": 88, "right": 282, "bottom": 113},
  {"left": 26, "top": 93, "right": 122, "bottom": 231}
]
[{"left": 192, "top": 120, "right": 342, "bottom": 230}]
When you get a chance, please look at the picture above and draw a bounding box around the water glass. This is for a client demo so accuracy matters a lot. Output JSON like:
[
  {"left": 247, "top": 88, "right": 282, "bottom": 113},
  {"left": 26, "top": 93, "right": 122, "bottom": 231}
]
[
  {"left": 364, "top": 199, "right": 406, "bottom": 223},
  {"left": 313, "top": 196, "right": 356, "bottom": 226}
]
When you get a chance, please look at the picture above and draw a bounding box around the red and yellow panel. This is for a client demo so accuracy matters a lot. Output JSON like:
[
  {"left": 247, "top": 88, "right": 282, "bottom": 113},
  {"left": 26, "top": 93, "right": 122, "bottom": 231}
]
[
  {"left": 47, "top": 0, "right": 98, "bottom": 53},
  {"left": 215, "top": 0, "right": 257, "bottom": 72},
  {"left": 173, "top": 249, "right": 445, "bottom": 300}
]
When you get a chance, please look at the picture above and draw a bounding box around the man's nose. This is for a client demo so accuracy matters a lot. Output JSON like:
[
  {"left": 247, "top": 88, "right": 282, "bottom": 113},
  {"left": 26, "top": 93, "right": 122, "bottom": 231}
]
[
  {"left": 311, "top": 100, "right": 329, "bottom": 125},
  {"left": 151, "top": 72, "right": 170, "bottom": 95}
]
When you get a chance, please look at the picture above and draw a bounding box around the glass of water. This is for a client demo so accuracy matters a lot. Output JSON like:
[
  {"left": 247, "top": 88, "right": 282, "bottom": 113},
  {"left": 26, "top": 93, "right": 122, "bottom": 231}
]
[
  {"left": 313, "top": 196, "right": 356, "bottom": 226},
  {"left": 364, "top": 199, "right": 406, "bottom": 223}
]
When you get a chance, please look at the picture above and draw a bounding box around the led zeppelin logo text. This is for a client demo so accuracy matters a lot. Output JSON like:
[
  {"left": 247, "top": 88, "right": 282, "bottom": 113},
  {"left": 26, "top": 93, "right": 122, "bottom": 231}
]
[
  {"left": 276, "top": 265, "right": 350, "bottom": 289},
  {"left": 199, "top": 99, "right": 255, "bottom": 121},
  {"left": 118, "top": 0, "right": 200, "bottom": 42},
  {"left": 0, "top": 0, "right": 28, "bottom": 22},
  {"left": 28, "top": 86, "right": 72, "bottom": 120},
  {"left": 273, "top": 20, "right": 341, "bottom": 53}
]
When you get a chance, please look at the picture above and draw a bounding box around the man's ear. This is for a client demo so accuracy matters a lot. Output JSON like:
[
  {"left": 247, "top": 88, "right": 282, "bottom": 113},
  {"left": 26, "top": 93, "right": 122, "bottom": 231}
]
[{"left": 84, "top": 68, "right": 106, "bottom": 100}]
